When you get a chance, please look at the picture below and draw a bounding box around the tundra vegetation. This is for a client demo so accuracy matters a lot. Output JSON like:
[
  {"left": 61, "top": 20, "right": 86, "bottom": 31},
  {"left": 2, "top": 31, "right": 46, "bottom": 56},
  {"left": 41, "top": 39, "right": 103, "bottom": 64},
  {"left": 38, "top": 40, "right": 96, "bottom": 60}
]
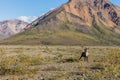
[{"left": 0, "top": 45, "right": 119, "bottom": 80}]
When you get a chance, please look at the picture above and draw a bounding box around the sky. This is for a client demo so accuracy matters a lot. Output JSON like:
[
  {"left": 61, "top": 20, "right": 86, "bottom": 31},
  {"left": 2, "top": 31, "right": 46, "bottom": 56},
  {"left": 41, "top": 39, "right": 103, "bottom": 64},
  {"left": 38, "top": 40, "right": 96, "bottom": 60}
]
[{"left": 0, "top": 0, "right": 119, "bottom": 23}]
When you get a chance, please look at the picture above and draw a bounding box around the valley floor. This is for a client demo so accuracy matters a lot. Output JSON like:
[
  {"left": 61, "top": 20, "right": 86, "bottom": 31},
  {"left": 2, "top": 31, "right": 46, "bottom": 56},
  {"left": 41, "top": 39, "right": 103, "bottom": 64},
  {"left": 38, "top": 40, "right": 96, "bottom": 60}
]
[{"left": 0, "top": 45, "right": 120, "bottom": 80}]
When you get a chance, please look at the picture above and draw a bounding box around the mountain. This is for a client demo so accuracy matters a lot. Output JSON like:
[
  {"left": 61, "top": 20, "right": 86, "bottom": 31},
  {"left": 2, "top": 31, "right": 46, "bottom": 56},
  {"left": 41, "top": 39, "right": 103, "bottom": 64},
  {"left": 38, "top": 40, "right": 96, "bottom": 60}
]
[
  {"left": 1, "top": 0, "right": 120, "bottom": 45},
  {"left": 0, "top": 19, "right": 28, "bottom": 39},
  {"left": 116, "top": 6, "right": 120, "bottom": 16}
]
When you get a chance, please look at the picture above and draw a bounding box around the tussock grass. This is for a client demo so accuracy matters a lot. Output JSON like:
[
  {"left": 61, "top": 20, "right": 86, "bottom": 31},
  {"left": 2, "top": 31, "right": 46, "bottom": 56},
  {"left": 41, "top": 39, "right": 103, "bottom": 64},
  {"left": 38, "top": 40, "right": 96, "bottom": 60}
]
[
  {"left": 0, "top": 46, "right": 119, "bottom": 80},
  {"left": 0, "top": 49, "right": 42, "bottom": 75},
  {"left": 90, "top": 48, "right": 120, "bottom": 80}
]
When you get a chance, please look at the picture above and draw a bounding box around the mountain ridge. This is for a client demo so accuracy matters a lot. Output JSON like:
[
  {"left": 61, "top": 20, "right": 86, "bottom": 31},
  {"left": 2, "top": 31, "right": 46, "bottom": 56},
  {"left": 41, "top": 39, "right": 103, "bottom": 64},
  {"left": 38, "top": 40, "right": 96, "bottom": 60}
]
[
  {"left": 0, "top": 19, "right": 28, "bottom": 39},
  {"left": 0, "top": 0, "right": 120, "bottom": 45},
  {"left": 25, "top": 0, "right": 120, "bottom": 29}
]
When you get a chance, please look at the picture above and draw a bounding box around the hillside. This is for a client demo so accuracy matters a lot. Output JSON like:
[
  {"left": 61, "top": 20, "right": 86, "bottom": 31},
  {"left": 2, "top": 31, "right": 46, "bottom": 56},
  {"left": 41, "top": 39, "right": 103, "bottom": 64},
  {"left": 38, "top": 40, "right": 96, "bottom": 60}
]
[
  {"left": 1, "top": 0, "right": 120, "bottom": 45},
  {"left": 0, "top": 19, "right": 28, "bottom": 39}
]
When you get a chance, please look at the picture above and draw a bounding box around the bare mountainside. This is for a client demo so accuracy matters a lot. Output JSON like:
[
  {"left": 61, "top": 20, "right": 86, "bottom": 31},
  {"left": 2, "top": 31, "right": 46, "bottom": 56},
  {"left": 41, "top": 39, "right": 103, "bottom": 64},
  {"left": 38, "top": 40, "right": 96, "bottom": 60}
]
[
  {"left": 0, "top": 19, "right": 28, "bottom": 39},
  {"left": 1, "top": 0, "right": 120, "bottom": 45}
]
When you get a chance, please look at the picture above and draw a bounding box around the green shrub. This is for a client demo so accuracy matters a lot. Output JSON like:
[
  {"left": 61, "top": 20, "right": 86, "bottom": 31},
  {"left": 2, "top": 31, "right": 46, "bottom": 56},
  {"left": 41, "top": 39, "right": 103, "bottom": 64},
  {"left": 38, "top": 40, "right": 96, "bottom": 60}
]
[{"left": 0, "top": 52, "right": 41, "bottom": 75}]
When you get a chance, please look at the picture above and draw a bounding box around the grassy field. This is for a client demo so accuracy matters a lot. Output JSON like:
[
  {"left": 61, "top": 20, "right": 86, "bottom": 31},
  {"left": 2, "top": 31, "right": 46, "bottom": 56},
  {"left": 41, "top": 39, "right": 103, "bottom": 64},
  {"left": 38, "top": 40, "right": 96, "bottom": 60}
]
[{"left": 0, "top": 45, "right": 120, "bottom": 80}]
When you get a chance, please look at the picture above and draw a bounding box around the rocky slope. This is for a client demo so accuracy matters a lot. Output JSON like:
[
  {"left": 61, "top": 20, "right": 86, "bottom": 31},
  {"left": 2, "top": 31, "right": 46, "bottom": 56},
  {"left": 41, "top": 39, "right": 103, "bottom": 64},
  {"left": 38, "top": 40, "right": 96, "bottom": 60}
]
[
  {"left": 0, "top": 19, "right": 28, "bottom": 39},
  {"left": 1, "top": 0, "right": 120, "bottom": 45},
  {"left": 27, "top": 0, "right": 120, "bottom": 28}
]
